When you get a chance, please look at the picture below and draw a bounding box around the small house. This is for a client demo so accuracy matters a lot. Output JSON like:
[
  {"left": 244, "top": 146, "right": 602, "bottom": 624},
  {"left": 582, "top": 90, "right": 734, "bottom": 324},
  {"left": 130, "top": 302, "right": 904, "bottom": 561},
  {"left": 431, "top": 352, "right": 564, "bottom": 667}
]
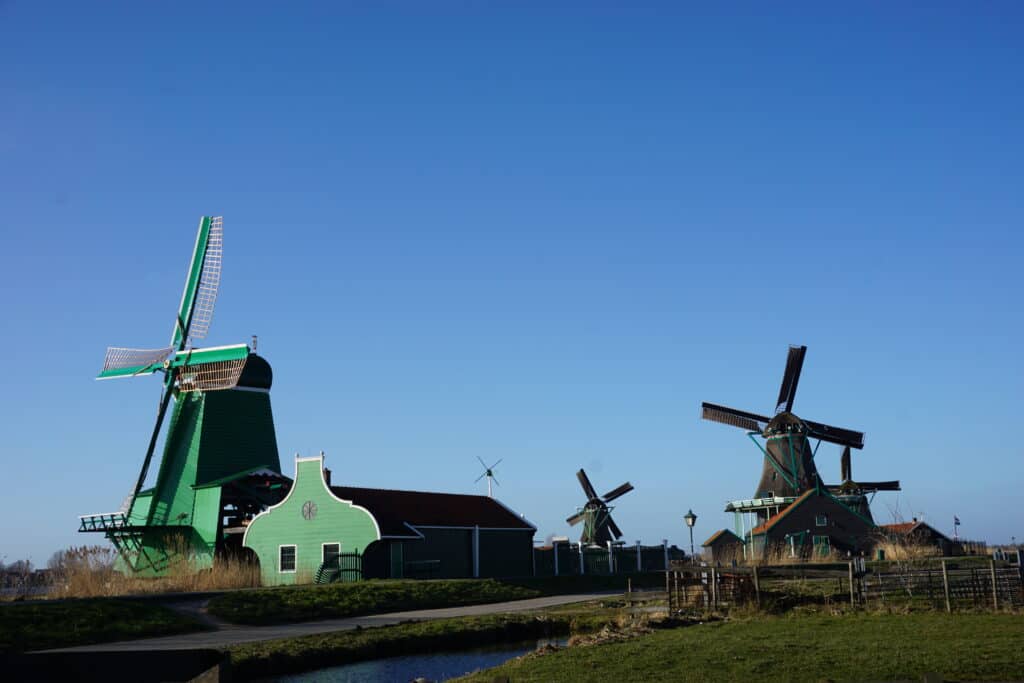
[
  {"left": 702, "top": 529, "right": 746, "bottom": 564},
  {"left": 879, "top": 519, "right": 956, "bottom": 557},
  {"left": 748, "top": 488, "right": 876, "bottom": 560},
  {"left": 243, "top": 455, "right": 536, "bottom": 585}
]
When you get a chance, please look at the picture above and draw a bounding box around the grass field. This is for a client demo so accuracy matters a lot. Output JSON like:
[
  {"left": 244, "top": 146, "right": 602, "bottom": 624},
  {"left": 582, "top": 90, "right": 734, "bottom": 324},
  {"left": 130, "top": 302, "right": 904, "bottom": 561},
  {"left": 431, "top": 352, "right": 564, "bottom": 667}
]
[
  {"left": 207, "top": 574, "right": 662, "bottom": 625},
  {"left": 207, "top": 578, "right": 538, "bottom": 625},
  {"left": 0, "top": 598, "right": 205, "bottom": 653},
  {"left": 457, "top": 612, "right": 1024, "bottom": 682}
]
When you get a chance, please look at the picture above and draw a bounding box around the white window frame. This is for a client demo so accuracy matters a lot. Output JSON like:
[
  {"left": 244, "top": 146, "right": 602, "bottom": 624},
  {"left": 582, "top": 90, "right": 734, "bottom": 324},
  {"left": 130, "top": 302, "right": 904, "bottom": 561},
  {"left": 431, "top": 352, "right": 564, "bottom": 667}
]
[
  {"left": 279, "top": 544, "right": 297, "bottom": 573},
  {"left": 815, "top": 514, "right": 828, "bottom": 527},
  {"left": 322, "top": 542, "right": 341, "bottom": 565}
]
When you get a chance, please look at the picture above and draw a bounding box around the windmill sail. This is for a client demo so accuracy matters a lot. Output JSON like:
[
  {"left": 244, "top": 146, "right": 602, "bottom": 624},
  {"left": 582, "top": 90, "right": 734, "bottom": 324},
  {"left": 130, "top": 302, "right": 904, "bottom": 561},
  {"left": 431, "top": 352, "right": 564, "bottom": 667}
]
[
  {"left": 171, "top": 216, "right": 220, "bottom": 348},
  {"left": 186, "top": 216, "right": 223, "bottom": 344},
  {"left": 98, "top": 346, "right": 173, "bottom": 379}
]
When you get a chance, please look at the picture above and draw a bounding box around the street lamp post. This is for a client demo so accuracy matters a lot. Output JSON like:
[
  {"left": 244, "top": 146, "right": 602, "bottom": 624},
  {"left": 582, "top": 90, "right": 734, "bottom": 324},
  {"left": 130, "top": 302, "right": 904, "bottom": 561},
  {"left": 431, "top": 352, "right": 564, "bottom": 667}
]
[{"left": 684, "top": 509, "right": 698, "bottom": 561}]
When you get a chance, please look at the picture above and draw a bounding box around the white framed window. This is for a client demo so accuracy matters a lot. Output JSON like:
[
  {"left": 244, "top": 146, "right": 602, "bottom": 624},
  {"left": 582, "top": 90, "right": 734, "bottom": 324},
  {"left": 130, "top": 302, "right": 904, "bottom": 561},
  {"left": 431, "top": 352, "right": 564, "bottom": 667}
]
[
  {"left": 322, "top": 542, "right": 341, "bottom": 566},
  {"left": 279, "top": 544, "right": 297, "bottom": 573},
  {"left": 815, "top": 514, "right": 828, "bottom": 527}
]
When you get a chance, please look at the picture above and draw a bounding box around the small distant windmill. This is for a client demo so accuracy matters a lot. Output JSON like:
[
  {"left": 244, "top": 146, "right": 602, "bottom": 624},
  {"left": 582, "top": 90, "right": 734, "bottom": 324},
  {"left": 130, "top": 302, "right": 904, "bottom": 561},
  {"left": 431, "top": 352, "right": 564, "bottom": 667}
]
[
  {"left": 566, "top": 469, "right": 634, "bottom": 546},
  {"left": 475, "top": 456, "right": 502, "bottom": 497}
]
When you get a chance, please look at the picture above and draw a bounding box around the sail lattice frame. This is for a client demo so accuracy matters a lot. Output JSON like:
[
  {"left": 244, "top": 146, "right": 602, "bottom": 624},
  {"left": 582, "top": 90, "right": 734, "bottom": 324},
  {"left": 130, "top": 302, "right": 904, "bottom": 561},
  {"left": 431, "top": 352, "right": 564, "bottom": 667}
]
[
  {"left": 176, "top": 357, "right": 247, "bottom": 393},
  {"left": 186, "top": 216, "right": 223, "bottom": 344},
  {"left": 101, "top": 346, "right": 173, "bottom": 374}
]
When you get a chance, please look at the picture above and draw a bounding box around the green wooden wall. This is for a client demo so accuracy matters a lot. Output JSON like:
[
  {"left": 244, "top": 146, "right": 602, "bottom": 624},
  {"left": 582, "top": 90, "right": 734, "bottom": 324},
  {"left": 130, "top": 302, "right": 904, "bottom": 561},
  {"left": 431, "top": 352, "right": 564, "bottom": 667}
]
[{"left": 243, "top": 456, "right": 380, "bottom": 585}]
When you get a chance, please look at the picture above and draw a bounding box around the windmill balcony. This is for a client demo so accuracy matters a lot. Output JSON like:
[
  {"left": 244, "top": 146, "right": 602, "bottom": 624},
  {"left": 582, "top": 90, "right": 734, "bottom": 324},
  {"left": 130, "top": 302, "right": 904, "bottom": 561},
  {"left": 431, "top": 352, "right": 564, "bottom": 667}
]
[
  {"left": 78, "top": 512, "right": 129, "bottom": 532},
  {"left": 724, "top": 496, "right": 797, "bottom": 513}
]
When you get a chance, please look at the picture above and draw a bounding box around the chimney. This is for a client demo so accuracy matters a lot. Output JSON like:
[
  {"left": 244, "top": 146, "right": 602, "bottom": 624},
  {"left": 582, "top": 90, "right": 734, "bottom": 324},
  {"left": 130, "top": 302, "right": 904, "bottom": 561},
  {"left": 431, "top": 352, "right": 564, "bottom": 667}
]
[{"left": 912, "top": 517, "right": 917, "bottom": 523}]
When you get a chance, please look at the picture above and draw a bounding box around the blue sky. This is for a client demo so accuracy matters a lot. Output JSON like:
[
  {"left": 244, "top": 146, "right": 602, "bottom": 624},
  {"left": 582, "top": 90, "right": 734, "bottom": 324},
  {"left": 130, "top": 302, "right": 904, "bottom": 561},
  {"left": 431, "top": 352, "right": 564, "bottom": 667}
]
[{"left": 1, "top": 2, "right": 1021, "bottom": 564}]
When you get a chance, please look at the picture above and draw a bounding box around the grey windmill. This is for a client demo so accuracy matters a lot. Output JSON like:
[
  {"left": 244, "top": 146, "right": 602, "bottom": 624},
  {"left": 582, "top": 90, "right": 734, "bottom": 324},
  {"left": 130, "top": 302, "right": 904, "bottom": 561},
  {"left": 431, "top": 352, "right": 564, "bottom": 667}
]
[
  {"left": 701, "top": 345, "right": 868, "bottom": 517},
  {"left": 565, "top": 469, "right": 633, "bottom": 546}
]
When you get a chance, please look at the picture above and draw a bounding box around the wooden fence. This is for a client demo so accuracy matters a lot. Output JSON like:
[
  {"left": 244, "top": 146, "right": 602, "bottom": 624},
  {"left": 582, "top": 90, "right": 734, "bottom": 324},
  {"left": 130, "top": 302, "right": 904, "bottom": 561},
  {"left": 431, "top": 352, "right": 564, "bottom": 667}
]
[
  {"left": 650, "top": 559, "right": 1023, "bottom": 613},
  {"left": 863, "top": 562, "right": 1023, "bottom": 609}
]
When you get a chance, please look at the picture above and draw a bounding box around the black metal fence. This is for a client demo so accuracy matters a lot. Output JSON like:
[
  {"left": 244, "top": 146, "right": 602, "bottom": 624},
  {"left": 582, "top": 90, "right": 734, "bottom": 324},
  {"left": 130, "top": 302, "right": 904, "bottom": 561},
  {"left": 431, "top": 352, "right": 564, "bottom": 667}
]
[{"left": 314, "top": 551, "right": 362, "bottom": 584}]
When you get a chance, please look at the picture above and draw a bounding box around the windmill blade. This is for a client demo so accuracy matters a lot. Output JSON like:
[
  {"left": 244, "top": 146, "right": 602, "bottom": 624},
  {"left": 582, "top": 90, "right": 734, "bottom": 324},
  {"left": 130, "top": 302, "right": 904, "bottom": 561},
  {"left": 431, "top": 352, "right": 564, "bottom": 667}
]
[
  {"left": 172, "top": 344, "right": 250, "bottom": 393},
  {"left": 576, "top": 469, "right": 599, "bottom": 500},
  {"left": 566, "top": 511, "right": 587, "bottom": 526},
  {"left": 606, "top": 515, "right": 623, "bottom": 540},
  {"left": 171, "top": 216, "right": 220, "bottom": 349},
  {"left": 490, "top": 474, "right": 500, "bottom": 486},
  {"left": 827, "top": 480, "right": 901, "bottom": 494},
  {"left": 775, "top": 345, "right": 807, "bottom": 414},
  {"left": 474, "top": 472, "right": 486, "bottom": 483},
  {"left": 602, "top": 482, "right": 634, "bottom": 502},
  {"left": 851, "top": 480, "right": 901, "bottom": 491},
  {"left": 804, "top": 418, "right": 865, "bottom": 449},
  {"left": 701, "top": 402, "right": 771, "bottom": 433},
  {"left": 186, "top": 216, "right": 223, "bottom": 344},
  {"left": 840, "top": 445, "right": 852, "bottom": 482},
  {"left": 130, "top": 376, "right": 177, "bottom": 514},
  {"left": 489, "top": 458, "right": 503, "bottom": 470},
  {"left": 97, "top": 346, "right": 173, "bottom": 380},
  {"left": 476, "top": 455, "right": 489, "bottom": 469}
]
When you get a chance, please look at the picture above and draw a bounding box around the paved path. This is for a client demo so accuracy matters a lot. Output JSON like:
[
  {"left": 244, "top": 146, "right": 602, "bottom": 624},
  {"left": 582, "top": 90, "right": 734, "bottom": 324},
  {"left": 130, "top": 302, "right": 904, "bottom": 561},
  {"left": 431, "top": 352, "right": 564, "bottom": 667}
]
[{"left": 51, "top": 592, "right": 616, "bottom": 652}]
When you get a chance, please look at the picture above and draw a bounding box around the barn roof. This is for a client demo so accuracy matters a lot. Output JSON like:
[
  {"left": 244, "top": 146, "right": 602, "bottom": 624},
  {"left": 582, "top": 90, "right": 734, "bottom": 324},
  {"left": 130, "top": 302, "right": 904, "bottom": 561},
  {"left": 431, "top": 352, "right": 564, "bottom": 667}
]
[
  {"left": 330, "top": 485, "right": 536, "bottom": 538},
  {"left": 750, "top": 489, "right": 816, "bottom": 535},
  {"left": 750, "top": 485, "right": 878, "bottom": 536},
  {"left": 880, "top": 521, "right": 952, "bottom": 542},
  {"left": 702, "top": 529, "right": 744, "bottom": 547}
]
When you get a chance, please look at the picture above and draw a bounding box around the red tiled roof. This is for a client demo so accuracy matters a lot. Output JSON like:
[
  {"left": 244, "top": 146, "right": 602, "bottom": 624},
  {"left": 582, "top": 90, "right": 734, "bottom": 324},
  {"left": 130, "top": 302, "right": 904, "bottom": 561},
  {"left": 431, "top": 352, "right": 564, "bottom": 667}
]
[
  {"left": 881, "top": 522, "right": 917, "bottom": 534},
  {"left": 750, "top": 489, "right": 816, "bottom": 535},
  {"left": 330, "top": 486, "right": 535, "bottom": 537}
]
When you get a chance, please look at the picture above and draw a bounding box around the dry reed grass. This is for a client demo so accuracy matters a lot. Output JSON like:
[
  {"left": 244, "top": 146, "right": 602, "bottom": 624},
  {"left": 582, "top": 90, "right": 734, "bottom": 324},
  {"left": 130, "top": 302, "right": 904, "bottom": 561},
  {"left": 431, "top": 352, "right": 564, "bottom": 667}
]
[{"left": 46, "top": 539, "right": 260, "bottom": 598}]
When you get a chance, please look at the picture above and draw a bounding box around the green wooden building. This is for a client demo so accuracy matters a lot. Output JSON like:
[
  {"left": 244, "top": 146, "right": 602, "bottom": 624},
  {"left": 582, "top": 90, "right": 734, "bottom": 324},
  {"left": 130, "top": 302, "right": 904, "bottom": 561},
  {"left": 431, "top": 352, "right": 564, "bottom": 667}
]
[{"left": 243, "top": 454, "right": 537, "bottom": 585}]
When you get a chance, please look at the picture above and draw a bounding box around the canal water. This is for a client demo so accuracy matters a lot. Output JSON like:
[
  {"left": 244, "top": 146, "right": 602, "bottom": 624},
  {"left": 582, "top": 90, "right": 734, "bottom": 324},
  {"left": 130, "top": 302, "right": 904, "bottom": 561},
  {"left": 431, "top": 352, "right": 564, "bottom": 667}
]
[{"left": 268, "top": 637, "right": 567, "bottom": 682}]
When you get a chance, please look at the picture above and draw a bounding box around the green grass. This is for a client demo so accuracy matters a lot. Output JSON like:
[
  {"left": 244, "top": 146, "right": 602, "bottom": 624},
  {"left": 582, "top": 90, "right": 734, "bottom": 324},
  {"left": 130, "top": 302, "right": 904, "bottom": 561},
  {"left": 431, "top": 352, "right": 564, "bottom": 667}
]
[
  {"left": 208, "top": 578, "right": 539, "bottom": 625},
  {"left": 207, "top": 574, "right": 660, "bottom": 625},
  {"left": 0, "top": 598, "right": 206, "bottom": 653},
  {"left": 457, "top": 612, "right": 1024, "bottom": 682}
]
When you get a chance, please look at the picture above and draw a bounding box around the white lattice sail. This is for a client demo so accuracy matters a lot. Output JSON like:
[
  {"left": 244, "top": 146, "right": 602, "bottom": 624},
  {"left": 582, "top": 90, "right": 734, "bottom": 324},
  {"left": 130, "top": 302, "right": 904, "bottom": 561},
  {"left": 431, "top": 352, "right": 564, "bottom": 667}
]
[
  {"left": 187, "top": 216, "right": 223, "bottom": 343},
  {"left": 100, "top": 346, "right": 174, "bottom": 377}
]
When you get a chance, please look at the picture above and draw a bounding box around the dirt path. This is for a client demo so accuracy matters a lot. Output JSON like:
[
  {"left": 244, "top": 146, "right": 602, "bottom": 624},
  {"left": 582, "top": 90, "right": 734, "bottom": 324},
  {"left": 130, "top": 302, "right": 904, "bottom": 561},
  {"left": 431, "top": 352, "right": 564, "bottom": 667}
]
[{"left": 48, "top": 592, "right": 617, "bottom": 652}]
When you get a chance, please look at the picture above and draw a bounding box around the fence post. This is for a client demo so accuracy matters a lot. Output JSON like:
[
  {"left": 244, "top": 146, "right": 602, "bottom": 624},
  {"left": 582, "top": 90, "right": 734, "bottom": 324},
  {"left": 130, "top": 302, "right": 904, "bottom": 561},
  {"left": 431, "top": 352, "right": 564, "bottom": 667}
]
[
  {"left": 673, "top": 570, "right": 680, "bottom": 609},
  {"left": 941, "top": 559, "right": 951, "bottom": 613},
  {"left": 665, "top": 570, "right": 672, "bottom": 612},
  {"left": 848, "top": 561, "right": 855, "bottom": 608},
  {"left": 752, "top": 564, "right": 761, "bottom": 608},
  {"left": 627, "top": 577, "right": 632, "bottom": 598},
  {"left": 990, "top": 559, "right": 998, "bottom": 610},
  {"left": 711, "top": 567, "right": 717, "bottom": 610},
  {"left": 579, "top": 544, "right": 585, "bottom": 575},
  {"left": 636, "top": 541, "right": 642, "bottom": 572}
]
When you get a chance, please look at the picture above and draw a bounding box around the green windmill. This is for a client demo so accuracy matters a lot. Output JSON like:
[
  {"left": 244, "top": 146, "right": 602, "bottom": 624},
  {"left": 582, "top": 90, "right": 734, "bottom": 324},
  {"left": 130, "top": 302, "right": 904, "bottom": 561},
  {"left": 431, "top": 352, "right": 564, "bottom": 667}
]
[{"left": 79, "top": 216, "right": 284, "bottom": 575}]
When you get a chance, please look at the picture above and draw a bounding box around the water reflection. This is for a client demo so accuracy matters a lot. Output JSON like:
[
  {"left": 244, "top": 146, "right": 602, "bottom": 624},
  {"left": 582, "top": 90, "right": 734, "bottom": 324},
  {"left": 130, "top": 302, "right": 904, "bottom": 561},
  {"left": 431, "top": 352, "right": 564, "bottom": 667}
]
[{"left": 270, "top": 637, "right": 566, "bottom": 683}]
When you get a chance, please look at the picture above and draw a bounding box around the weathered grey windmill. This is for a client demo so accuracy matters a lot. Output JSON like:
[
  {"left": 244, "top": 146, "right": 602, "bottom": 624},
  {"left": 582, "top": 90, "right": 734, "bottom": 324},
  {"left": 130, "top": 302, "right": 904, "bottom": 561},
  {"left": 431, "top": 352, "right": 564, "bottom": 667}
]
[
  {"left": 701, "top": 345, "right": 868, "bottom": 521},
  {"left": 565, "top": 469, "right": 633, "bottom": 546},
  {"left": 79, "top": 217, "right": 283, "bottom": 575}
]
